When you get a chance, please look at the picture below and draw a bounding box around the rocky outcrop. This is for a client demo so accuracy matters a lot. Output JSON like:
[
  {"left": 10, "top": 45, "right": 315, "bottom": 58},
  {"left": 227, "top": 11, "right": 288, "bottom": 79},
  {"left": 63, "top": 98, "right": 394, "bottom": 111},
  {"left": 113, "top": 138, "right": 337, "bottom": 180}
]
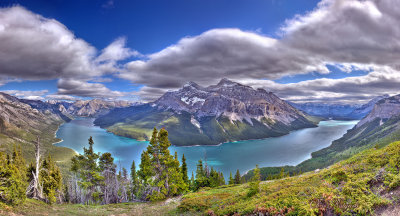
[{"left": 357, "top": 95, "right": 400, "bottom": 128}]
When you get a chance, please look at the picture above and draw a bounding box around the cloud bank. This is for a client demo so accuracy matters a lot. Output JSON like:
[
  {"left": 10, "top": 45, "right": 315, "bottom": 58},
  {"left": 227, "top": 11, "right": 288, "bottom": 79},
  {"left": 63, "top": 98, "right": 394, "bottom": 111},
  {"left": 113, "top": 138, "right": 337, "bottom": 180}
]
[
  {"left": 121, "top": 0, "right": 400, "bottom": 103},
  {"left": 1, "top": 1, "right": 400, "bottom": 103}
]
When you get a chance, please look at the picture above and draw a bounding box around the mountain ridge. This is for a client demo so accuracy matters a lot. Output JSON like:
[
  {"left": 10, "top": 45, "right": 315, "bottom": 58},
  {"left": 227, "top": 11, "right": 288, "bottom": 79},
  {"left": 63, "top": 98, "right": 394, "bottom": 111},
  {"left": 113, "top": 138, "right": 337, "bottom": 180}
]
[{"left": 94, "top": 79, "right": 318, "bottom": 146}]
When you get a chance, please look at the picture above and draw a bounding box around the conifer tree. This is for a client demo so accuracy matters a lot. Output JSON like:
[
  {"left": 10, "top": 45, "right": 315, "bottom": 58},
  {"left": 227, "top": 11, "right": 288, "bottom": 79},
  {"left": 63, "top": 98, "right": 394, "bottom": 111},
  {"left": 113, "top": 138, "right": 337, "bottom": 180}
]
[
  {"left": 138, "top": 128, "right": 187, "bottom": 201},
  {"left": 99, "top": 152, "right": 117, "bottom": 204},
  {"left": 130, "top": 160, "right": 138, "bottom": 198},
  {"left": 234, "top": 169, "right": 241, "bottom": 184},
  {"left": 247, "top": 165, "right": 261, "bottom": 197},
  {"left": 181, "top": 154, "right": 189, "bottom": 185},
  {"left": 71, "top": 136, "right": 103, "bottom": 204},
  {"left": 229, "top": 172, "right": 234, "bottom": 185},
  {"left": 40, "top": 155, "right": 62, "bottom": 204},
  {"left": 0, "top": 147, "right": 27, "bottom": 205}
]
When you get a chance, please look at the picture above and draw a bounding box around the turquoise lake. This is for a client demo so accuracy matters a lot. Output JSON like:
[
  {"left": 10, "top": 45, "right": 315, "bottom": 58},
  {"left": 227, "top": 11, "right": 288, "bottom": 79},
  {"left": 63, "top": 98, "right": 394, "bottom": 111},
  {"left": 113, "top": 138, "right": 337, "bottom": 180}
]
[{"left": 55, "top": 118, "right": 357, "bottom": 179}]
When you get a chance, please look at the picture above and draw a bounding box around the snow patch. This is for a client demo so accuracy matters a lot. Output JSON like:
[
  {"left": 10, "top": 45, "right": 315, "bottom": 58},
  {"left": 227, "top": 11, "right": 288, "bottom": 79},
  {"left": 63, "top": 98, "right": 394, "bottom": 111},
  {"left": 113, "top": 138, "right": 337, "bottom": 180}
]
[
  {"left": 180, "top": 96, "right": 205, "bottom": 105},
  {"left": 190, "top": 116, "right": 201, "bottom": 129}
]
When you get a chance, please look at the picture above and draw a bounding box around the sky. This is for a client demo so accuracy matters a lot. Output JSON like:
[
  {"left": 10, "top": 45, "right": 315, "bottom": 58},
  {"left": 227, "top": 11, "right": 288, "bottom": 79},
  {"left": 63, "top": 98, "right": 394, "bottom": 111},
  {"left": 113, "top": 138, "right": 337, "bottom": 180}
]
[{"left": 0, "top": 0, "right": 399, "bottom": 103}]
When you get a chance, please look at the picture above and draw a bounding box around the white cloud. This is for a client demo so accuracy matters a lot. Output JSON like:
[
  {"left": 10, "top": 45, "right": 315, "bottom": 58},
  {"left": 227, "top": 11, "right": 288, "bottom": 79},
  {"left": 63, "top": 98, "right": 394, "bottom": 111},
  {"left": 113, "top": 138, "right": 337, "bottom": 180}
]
[
  {"left": 1, "top": 89, "right": 48, "bottom": 100},
  {"left": 122, "top": 0, "right": 400, "bottom": 103},
  {"left": 57, "top": 79, "right": 125, "bottom": 98},
  {"left": 0, "top": 6, "right": 136, "bottom": 98}
]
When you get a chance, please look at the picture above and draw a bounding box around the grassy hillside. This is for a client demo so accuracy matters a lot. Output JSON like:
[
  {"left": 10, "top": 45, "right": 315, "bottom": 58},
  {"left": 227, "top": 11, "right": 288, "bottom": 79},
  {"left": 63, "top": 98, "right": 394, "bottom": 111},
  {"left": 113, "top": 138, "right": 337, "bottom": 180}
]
[
  {"left": 0, "top": 119, "right": 76, "bottom": 172},
  {"left": 0, "top": 198, "right": 186, "bottom": 216},
  {"left": 178, "top": 141, "right": 400, "bottom": 215}
]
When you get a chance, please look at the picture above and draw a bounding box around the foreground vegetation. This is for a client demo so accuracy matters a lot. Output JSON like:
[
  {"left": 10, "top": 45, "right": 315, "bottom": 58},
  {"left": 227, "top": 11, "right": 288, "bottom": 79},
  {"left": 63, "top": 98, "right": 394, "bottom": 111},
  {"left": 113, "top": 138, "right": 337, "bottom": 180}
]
[
  {"left": 179, "top": 141, "right": 400, "bottom": 215},
  {"left": 2, "top": 140, "right": 400, "bottom": 215}
]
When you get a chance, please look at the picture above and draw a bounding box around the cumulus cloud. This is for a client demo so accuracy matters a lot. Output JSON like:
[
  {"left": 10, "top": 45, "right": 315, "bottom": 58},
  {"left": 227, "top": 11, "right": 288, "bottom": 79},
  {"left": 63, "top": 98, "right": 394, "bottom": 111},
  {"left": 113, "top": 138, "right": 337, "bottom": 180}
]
[
  {"left": 57, "top": 79, "right": 125, "bottom": 98},
  {"left": 0, "top": 6, "right": 99, "bottom": 80},
  {"left": 122, "top": 0, "right": 400, "bottom": 103},
  {"left": 121, "top": 28, "right": 328, "bottom": 90},
  {"left": 0, "top": 6, "right": 137, "bottom": 98},
  {"left": 1, "top": 90, "right": 48, "bottom": 100}
]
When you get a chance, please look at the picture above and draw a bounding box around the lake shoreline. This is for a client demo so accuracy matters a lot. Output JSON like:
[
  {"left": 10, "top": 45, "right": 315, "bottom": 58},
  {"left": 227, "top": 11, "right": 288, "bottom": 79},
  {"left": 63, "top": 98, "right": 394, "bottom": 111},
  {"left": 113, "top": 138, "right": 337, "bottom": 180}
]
[{"left": 55, "top": 118, "right": 358, "bottom": 181}]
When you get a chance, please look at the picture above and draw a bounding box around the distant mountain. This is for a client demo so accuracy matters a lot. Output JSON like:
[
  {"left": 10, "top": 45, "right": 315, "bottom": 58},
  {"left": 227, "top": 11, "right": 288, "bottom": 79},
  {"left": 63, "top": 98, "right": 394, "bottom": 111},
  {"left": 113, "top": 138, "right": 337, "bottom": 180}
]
[
  {"left": 67, "top": 99, "right": 132, "bottom": 117},
  {"left": 20, "top": 99, "right": 73, "bottom": 122},
  {"left": 22, "top": 98, "right": 133, "bottom": 118},
  {"left": 95, "top": 79, "right": 318, "bottom": 146},
  {"left": 290, "top": 94, "right": 390, "bottom": 120},
  {"left": 290, "top": 102, "right": 359, "bottom": 119}
]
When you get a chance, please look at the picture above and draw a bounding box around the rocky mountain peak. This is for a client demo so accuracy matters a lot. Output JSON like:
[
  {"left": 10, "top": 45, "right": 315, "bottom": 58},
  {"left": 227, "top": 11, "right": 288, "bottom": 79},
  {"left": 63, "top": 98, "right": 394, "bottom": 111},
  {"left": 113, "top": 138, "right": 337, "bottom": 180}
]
[
  {"left": 356, "top": 94, "right": 400, "bottom": 127},
  {"left": 155, "top": 79, "right": 308, "bottom": 126}
]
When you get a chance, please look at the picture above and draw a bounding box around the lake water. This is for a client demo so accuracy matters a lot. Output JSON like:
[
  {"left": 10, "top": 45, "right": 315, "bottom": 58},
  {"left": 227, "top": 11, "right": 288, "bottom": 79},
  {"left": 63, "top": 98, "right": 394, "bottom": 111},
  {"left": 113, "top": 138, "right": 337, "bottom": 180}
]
[{"left": 55, "top": 118, "right": 357, "bottom": 179}]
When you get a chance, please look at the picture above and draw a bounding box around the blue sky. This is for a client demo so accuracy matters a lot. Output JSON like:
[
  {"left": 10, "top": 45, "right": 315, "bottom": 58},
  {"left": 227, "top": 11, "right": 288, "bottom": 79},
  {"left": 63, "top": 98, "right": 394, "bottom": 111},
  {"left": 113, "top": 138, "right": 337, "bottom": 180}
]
[{"left": 0, "top": 0, "right": 399, "bottom": 103}]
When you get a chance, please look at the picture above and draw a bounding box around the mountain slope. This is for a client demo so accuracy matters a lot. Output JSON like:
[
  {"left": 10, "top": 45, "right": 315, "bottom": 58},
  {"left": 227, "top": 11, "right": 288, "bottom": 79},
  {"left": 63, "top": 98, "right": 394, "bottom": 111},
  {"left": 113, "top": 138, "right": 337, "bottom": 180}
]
[
  {"left": 95, "top": 79, "right": 318, "bottom": 146},
  {"left": 0, "top": 92, "right": 75, "bottom": 167}
]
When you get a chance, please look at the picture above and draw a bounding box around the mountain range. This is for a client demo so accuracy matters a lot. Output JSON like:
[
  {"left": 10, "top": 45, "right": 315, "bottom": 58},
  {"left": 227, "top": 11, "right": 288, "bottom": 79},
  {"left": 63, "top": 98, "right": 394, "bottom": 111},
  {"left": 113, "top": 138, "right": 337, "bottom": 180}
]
[
  {"left": 290, "top": 94, "right": 390, "bottom": 120},
  {"left": 94, "top": 78, "right": 318, "bottom": 146}
]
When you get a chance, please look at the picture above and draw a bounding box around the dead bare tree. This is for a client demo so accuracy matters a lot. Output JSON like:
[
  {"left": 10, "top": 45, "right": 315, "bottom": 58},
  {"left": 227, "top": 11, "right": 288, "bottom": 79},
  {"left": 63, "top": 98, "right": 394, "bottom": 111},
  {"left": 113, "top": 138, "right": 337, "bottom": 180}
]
[{"left": 26, "top": 136, "right": 44, "bottom": 200}]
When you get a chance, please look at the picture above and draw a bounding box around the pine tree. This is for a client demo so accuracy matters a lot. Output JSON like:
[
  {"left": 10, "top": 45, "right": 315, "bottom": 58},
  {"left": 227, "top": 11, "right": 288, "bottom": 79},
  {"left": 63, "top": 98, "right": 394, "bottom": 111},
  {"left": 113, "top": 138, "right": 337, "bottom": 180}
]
[
  {"left": 70, "top": 136, "right": 103, "bottom": 204},
  {"left": 181, "top": 154, "right": 189, "bottom": 185},
  {"left": 40, "top": 155, "right": 62, "bottom": 204},
  {"left": 130, "top": 160, "right": 138, "bottom": 198},
  {"left": 247, "top": 165, "right": 261, "bottom": 197},
  {"left": 228, "top": 172, "right": 234, "bottom": 185},
  {"left": 0, "top": 147, "right": 27, "bottom": 205},
  {"left": 138, "top": 128, "right": 187, "bottom": 201},
  {"left": 234, "top": 169, "right": 241, "bottom": 184},
  {"left": 189, "top": 172, "right": 195, "bottom": 191},
  {"left": 99, "top": 152, "right": 117, "bottom": 204}
]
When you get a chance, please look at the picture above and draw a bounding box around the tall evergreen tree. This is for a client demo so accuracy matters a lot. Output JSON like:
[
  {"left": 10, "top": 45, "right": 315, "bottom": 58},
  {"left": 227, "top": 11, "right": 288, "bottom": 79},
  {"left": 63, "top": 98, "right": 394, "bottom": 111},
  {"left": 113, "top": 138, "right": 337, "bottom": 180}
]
[
  {"left": 138, "top": 128, "right": 187, "bottom": 201},
  {"left": 0, "top": 147, "right": 27, "bottom": 205},
  {"left": 98, "top": 152, "right": 117, "bottom": 204},
  {"left": 234, "top": 169, "right": 241, "bottom": 184},
  {"left": 181, "top": 154, "right": 188, "bottom": 184},
  {"left": 40, "top": 155, "right": 62, "bottom": 204},
  {"left": 228, "top": 172, "right": 234, "bottom": 185},
  {"left": 71, "top": 136, "right": 103, "bottom": 204},
  {"left": 247, "top": 165, "right": 261, "bottom": 197},
  {"left": 130, "top": 160, "right": 138, "bottom": 197}
]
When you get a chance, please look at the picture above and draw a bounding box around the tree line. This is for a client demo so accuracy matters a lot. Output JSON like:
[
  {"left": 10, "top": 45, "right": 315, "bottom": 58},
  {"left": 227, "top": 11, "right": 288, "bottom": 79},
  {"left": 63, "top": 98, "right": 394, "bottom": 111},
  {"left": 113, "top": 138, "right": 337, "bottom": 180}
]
[{"left": 0, "top": 128, "right": 261, "bottom": 206}]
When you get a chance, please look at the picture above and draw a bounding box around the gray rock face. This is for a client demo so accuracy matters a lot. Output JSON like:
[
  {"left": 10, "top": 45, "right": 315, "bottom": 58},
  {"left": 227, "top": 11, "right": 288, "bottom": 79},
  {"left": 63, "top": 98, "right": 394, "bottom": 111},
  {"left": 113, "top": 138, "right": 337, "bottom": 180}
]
[
  {"left": 155, "top": 78, "right": 309, "bottom": 126},
  {"left": 67, "top": 99, "right": 132, "bottom": 117},
  {"left": 350, "top": 94, "right": 390, "bottom": 119},
  {"left": 357, "top": 95, "right": 400, "bottom": 127},
  {"left": 0, "top": 92, "right": 59, "bottom": 133}
]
